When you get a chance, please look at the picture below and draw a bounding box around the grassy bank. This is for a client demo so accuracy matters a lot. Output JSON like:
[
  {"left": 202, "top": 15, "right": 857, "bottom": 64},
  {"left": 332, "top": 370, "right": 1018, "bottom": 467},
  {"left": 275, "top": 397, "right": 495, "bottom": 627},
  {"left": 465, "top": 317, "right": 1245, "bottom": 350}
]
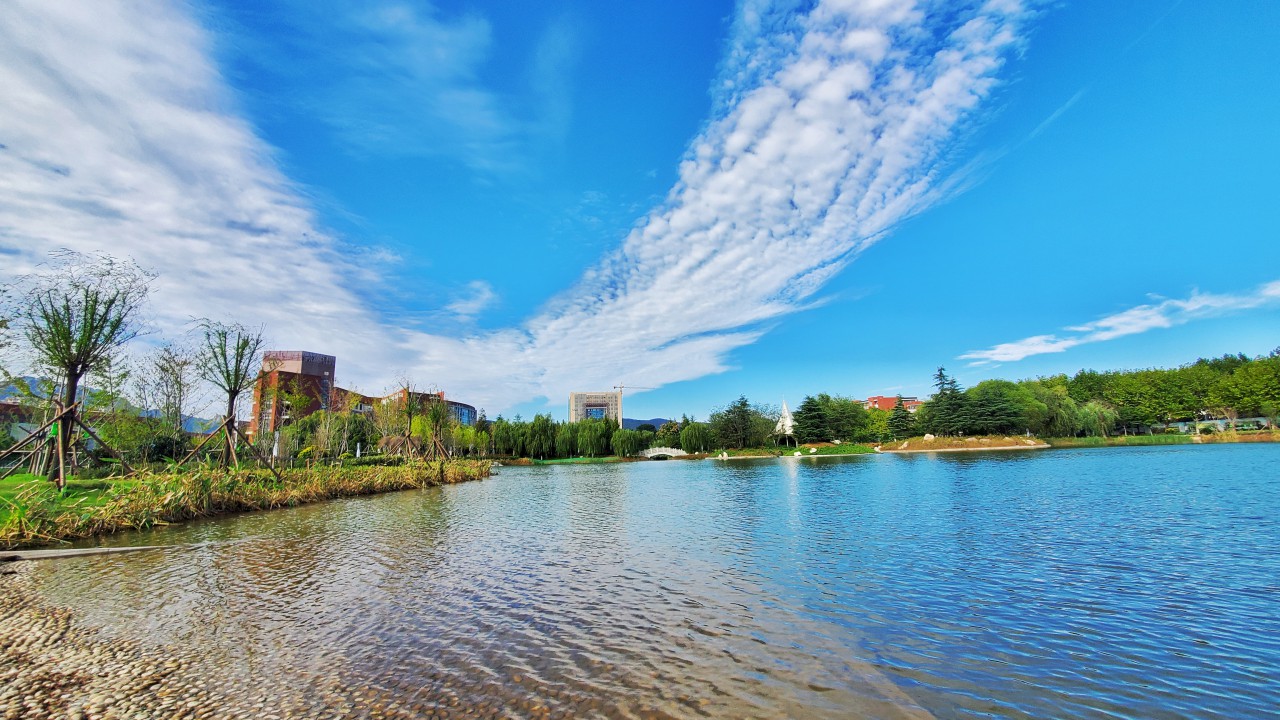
[
  {"left": 0, "top": 460, "right": 490, "bottom": 549},
  {"left": 1044, "top": 435, "right": 1191, "bottom": 448},
  {"left": 886, "top": 435, "right": 1047, "bottom": 452},
  {"left": 1045, "top": 430, "right": 1278, "bottom": 448},
  {"left": 800, "top": 443, "right": 876, "bottom": 456},
  {"left": 717, "top": 443, "right": 876, "bottom": 458},
  {"left": 530, "top": 456, "right": 646, "bottom": 465}
]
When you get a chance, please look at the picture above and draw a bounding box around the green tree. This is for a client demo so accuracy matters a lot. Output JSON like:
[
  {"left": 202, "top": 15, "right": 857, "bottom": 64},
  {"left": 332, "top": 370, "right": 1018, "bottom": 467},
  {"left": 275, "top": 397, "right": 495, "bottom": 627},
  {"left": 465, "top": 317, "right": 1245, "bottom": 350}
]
[
  {"left": 195, "top": 319, "right": 264, "bottom": 467},
  {"left": 8, "top": 251, "right": 152, "bottom": 486},
  {"left": 1078, "top": 400, "right": 1118, "bottom": 437},
  {"left": 965, "top": 380, "right": 1025, "bottom": 435},
  {"left": 924, "top": 367, "right": 968, "bottom": 436},
  {"left": 792, "top": 395, "right": 829, "bottom": 443},
  {"left": 887, "top": 396, "right": 916, "bottom": 440},
  {"left": 555, "top": 422, "right": 578, "bottom": 457},
  {"left": 576, "top": 418, "right": 609, "bottom": 457},
  {"left": 709, "top": 395, "right": 754, "bottom": 448},
  {"left": 654, "top": 420, "right": 682, "bottom": 448},
  {"left": 679, "top": 422, "right": 712, "bottom": 453},
  {"left": 1021, "top": 380, "right": 1080, "bottom": 437},
  {"left": 527, "top": 414, "right": 555, "bottom": 459},
  {"left": 612, "top": 428, "right": 644, "bottom": 456},
  {"left": 149, "top": 344, "right": 196, "bottom": 438}
]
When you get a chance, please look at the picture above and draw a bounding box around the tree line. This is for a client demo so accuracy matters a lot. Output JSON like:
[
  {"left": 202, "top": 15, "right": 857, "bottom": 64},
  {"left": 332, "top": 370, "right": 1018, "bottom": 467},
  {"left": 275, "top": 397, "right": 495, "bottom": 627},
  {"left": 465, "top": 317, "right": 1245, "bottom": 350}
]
[{"left": 918, "top": 354, "right": 1280, "bottom": 438}]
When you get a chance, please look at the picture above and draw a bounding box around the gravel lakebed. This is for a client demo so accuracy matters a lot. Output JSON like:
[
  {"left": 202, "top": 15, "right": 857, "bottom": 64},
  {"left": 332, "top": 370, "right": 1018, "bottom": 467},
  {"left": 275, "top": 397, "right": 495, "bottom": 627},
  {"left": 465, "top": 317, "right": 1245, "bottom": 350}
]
[{"left": 0, "top": 562, "right": 523, "bottom": 720}]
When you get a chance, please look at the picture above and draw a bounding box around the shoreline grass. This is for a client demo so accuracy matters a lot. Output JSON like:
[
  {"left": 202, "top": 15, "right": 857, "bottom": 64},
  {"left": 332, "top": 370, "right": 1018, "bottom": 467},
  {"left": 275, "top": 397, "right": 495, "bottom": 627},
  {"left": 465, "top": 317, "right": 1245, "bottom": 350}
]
[
  {"left": 0, "top": 460, "right": 490, "bottom": 550},
  {"left": 1045, "top": 430, "right": 1279, "bottom": 448},
  {"left": 1044, "top": 435, "right": 1192, "bottom": 448},
  {"left": 886, "top": 435, "right": 1046, "bottom": 452},
  {"left": 530, "top": 456, "right": 647, "bottom": 465}
]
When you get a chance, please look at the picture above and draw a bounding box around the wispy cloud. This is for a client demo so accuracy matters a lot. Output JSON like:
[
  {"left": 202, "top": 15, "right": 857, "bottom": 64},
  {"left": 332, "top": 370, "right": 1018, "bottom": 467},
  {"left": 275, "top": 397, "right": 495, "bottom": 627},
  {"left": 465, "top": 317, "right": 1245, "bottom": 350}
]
[
  {"left": 960, "top": 280, "right": 1280, "bottom": 365},
  {"left": 2, "top": 0, "right": 1035, "bottom": 413},
  {"left": 497, "top": 0, "right": 1035, "bottom": 399},
  {"left": 213, "top": 0, "right": 576, "bottom": 176},
  {"left": 0, "top": 0, "right": 404, "bottom": 382},
  {"left": 445, "top": 281, "right": 497, "bottom": 319},
  {"left": 1029, "top": 87, "right": 1088, "bottom": 139}
]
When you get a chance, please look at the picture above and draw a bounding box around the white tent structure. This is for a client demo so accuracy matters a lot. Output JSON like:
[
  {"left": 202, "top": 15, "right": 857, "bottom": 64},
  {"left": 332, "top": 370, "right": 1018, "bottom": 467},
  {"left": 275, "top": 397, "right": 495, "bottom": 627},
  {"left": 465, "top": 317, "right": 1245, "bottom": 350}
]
[{"left": 774, "top": 400, "right": 796, "bottom": 446}]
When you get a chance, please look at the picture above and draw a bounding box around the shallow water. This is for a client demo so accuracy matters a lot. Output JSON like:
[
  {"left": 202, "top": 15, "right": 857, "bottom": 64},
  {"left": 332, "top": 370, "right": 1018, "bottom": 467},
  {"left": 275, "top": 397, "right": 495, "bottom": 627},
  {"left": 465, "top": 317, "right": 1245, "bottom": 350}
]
[{"left": 30, "top": 444, "right": 1280, "bottom": 718}]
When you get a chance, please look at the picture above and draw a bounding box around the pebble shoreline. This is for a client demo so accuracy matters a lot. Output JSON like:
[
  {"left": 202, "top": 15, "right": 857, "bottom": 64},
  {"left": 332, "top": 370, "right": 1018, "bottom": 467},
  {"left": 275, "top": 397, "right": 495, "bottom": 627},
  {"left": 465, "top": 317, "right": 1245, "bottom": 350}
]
[{"left": 1, "top": 563, "right": 571, "bottom": 720}]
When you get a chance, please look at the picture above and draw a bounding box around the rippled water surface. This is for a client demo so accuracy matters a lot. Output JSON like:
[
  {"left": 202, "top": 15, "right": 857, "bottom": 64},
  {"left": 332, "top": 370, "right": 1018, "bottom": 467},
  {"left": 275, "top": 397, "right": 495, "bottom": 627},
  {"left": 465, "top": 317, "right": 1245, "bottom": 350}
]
[{"left": 31, "top": 445, "right": 1280, "bottom": 718}]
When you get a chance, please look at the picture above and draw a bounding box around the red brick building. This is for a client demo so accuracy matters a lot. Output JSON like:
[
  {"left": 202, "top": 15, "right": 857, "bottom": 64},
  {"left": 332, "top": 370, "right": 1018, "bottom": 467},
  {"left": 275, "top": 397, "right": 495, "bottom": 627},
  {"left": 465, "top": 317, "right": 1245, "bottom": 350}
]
[
  {"left": 248, "top": 351, "right": 336, "bottom": 439},
  {"left": 247, "top": 351, "right": 479, "bottom": 440},
  {"left": 862, "top": 395, "right": 923, "bottom": 413}
]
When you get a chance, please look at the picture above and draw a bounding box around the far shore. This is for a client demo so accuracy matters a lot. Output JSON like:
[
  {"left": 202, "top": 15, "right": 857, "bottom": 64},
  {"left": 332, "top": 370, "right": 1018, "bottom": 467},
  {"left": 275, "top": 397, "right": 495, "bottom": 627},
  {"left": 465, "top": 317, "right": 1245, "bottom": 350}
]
[{"left": 882, "top": 443, "right": 1050, "bottom": 454}]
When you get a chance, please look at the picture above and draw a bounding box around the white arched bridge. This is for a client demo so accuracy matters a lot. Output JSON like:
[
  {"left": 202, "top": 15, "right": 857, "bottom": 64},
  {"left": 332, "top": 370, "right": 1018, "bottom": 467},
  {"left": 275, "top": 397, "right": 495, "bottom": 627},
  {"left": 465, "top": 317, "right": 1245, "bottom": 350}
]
[{"left": 639, "top": 446, "right": 688, "bottom": 459}]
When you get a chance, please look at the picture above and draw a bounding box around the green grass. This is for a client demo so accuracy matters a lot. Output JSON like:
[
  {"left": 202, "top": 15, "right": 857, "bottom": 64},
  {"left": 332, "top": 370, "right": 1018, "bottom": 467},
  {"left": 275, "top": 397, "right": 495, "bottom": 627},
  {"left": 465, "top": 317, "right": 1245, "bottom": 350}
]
[
  {"left": 531, "top": 456, "right": 650, "bottom": 464},
  {"left": 721, "top": 448, "right": 782, "bottom": 457},
  {"left": 0, "top": 473, "right": 134, "bottom": 509},
  {"left": 1, "top": 460, "right": 491, "bottom": 549},
  {"left": 799, "top": 443, "right": 876, "bottom": 456},
  {"left": 1044, "top": 435, "right": 1194, "bottom": 448}
]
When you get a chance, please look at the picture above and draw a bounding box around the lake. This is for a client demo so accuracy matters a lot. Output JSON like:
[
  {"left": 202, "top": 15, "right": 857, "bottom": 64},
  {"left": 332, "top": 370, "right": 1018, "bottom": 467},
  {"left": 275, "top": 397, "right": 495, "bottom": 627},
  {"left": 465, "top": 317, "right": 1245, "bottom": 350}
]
[{"left": 29, "top": 444, "right": 1280, "bottom": 718}]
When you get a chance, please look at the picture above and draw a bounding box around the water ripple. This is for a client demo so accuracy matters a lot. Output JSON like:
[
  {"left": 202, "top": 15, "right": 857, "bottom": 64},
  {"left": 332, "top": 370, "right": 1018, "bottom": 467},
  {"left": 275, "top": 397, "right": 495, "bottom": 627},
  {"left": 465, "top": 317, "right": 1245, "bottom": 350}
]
[{"left": 29, "top": 444, "right": 1280, "bottom": 718}]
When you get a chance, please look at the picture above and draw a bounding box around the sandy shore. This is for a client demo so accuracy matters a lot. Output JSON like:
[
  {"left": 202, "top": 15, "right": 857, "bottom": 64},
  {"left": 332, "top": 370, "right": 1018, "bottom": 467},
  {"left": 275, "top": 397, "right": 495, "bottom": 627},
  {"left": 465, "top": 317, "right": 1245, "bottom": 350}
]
[{"left": 882, "top": 443, "right": 1050, "bottom": 454}]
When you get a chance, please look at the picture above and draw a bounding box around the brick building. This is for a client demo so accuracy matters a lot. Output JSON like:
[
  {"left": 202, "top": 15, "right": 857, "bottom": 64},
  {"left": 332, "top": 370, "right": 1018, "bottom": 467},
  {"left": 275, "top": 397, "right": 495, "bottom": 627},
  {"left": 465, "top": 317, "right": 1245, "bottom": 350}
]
[
  {"left": 862, "top": 395, "right": 924, "bottom": 413},
  {"left": 248, "top": 351, "right": 478, "bottom": 439},
  {"left": 248, "top": 351, "right": 336, "bottom": 439}
]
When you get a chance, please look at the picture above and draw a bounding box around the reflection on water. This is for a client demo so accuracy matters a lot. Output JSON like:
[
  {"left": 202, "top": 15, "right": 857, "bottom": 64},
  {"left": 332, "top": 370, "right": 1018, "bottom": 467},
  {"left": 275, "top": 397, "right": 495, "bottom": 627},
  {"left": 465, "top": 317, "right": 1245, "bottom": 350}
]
[{"left": 33, "top": 445, "right": 1280, "bottom": 718}]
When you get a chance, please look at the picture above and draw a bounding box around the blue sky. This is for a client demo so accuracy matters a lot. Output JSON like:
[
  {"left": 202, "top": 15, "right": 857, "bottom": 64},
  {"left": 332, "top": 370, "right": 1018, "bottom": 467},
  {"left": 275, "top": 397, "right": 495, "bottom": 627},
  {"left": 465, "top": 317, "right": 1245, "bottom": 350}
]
[{"left": 2, "top": 0, "right": 1277, "bottom": 421}]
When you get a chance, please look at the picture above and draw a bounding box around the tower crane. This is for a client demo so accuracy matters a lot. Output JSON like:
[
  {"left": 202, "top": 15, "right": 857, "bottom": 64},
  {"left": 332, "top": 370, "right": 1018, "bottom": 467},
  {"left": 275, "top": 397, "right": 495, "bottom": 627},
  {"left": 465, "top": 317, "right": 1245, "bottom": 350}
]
[{"left": 612, "top": 384, "right": 655, "bottom": 427}]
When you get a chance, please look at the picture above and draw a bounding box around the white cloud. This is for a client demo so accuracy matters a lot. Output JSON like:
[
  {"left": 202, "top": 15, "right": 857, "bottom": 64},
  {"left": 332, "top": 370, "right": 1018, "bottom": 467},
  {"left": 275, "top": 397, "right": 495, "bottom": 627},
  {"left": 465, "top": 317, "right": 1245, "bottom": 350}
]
[
  {"left": 445, "top": 281, "right": 497, "bottom": 318},
  {"left": 1, "top": 0, "right": 1035, "bottom": 414},
  {"left": 0, "top": 0, "right": 408, "bottom": 386},
  {"left": 960, "top": 280, "right": 1280, "bottom": 365},
  {"left": 218, "top": 0, "right": 575, "bottom": 176}
]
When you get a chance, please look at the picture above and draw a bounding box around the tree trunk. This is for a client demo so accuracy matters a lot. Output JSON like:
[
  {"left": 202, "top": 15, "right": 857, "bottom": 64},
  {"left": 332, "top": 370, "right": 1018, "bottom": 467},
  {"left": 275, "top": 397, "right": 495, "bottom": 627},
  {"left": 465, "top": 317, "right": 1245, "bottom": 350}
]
[
  {"left": 223, "top": 392, "right": 238, "bottom": 468},
  {"left": 53, "top": 371, "right": 83, "bottom": 489}
]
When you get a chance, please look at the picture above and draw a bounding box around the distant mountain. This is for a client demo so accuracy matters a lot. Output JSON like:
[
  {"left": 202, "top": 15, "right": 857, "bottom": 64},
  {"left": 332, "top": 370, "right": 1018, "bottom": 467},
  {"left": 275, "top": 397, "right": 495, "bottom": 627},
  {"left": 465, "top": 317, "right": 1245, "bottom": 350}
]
[
  {"left": 2, "top": 376, "right": 216, "bottom": 433},
  {"left": 0, "top": 376, "right": 41, "bottom": 400},
  {"left": 623, "top": 417, "right": 671, "bottom": 430}
]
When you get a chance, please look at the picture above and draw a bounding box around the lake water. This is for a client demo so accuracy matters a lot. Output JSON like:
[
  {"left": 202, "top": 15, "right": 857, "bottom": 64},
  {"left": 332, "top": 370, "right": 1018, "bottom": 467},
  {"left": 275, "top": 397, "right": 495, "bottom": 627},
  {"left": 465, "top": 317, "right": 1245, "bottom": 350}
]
[{"left": 29, "top": 444, "right": 1280, "bottom": 718}]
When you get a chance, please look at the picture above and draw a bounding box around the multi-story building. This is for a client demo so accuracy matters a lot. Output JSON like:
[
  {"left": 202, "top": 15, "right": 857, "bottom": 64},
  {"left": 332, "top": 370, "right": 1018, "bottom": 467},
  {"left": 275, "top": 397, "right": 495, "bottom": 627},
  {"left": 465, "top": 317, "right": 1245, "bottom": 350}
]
[
  {"left": 369, "top": 388, "right": 474, "bottom": 425},
  {"left": 862, "top": 395, "right": 924, "bottom": 413},
  {"left": 568, "top": 391, "right": 622, "bottom": 423},
  {"left": 248, "top": 351, "right": 478, "bottom": 439},
  {"left": 249, "top": 351, "right": 336, "bottom": 438}
]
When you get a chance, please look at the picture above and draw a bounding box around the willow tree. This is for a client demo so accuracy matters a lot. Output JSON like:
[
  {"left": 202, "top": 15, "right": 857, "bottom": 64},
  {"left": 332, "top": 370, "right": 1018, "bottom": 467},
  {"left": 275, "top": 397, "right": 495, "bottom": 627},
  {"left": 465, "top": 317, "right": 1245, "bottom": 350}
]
[
  {"left": 10, "top": 252, "right": 152, "bottom": 486},
  {"left": 195, "top": 320, "right": 264, "bottom": 466}
]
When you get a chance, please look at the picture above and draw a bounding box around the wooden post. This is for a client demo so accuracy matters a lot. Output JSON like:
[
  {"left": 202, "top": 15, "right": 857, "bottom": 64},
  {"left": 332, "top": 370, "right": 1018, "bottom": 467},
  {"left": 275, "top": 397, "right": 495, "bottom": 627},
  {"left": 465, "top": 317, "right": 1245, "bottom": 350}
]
[
  {"left": 1, "top": 436, "right": 52, "bottom": 480},
  {"left": 55, "top": 423, "right": 66, "bottom": 491},
  {"left": 174, "top": 418, "right": 231, "bottom": 468},
  {"left": 70, "top": 414, "right": 134, "bottom": 475},
  {"left": 0, "top": 407, "right": 72, "bottom": 459},
  {"left": 228, "top": 423, "right": 283, "bottom": 483}
]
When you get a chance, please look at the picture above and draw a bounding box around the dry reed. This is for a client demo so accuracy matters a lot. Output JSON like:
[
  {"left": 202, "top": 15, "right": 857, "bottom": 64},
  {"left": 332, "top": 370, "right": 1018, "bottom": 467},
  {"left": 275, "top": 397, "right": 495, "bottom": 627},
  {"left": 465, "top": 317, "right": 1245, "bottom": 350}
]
[{"left": 1, "top": 460, "right": 490, "bottom": 549}]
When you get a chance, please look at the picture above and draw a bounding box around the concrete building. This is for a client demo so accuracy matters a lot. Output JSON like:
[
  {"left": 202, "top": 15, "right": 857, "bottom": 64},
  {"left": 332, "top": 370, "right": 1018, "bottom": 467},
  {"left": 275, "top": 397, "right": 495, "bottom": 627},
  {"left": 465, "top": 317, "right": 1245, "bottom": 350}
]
[{"left": 568, "top": 391, "right": 622, "bottom": 423}]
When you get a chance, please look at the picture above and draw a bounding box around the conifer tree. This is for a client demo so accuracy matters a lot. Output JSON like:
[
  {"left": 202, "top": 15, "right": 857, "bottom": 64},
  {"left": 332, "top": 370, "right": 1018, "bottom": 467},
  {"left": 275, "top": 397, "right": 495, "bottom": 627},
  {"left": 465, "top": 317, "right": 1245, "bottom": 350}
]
[{"left": 887, "top": 396, "right": 917, "bottom": 440}]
